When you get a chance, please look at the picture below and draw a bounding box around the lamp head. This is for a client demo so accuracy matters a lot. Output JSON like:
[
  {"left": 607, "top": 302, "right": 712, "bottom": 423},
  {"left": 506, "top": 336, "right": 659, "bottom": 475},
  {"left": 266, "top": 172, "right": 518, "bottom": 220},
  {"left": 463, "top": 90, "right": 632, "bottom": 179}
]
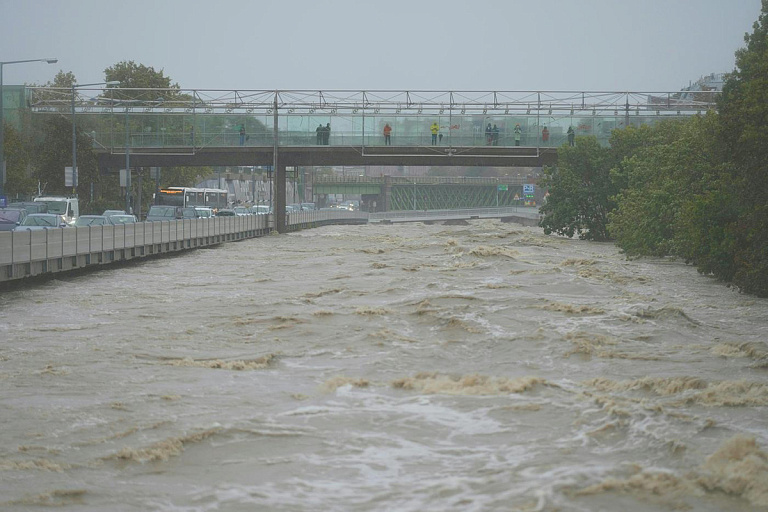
[{"left": 46, "top": 59, "right": 58, "bottom": 64}]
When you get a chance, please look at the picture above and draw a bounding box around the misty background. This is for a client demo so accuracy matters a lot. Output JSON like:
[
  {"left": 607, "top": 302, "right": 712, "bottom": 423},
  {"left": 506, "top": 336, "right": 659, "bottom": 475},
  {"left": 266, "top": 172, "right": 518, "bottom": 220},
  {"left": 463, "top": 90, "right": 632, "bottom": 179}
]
[{"left": 0, "top": 0, "right": 762, "bottom": 91}]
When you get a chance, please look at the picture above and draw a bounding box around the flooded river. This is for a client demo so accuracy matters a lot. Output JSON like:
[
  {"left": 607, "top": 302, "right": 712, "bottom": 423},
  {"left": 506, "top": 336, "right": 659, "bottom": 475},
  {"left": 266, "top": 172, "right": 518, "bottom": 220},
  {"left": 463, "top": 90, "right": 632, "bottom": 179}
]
[{"left": 1, "top": 219, "right": 766, "bottom": 511}]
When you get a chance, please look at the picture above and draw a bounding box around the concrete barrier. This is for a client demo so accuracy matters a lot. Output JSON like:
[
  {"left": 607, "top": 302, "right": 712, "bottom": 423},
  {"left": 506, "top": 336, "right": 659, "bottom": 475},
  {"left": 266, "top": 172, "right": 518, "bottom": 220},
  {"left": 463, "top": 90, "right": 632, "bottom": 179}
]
[{"left": 0, "top": 211, "right": 368, "bottom": 284}]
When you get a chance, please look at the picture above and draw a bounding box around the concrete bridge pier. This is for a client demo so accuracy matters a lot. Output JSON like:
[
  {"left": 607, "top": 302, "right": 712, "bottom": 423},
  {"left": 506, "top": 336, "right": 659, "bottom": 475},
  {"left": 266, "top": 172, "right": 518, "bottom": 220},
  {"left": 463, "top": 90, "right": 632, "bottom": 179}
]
[
  {"left": 275, "top": 161, "right": 287, "bottom": 233},
  {"left": 382, "top": 175, "right": 391, "bottom": 212}
]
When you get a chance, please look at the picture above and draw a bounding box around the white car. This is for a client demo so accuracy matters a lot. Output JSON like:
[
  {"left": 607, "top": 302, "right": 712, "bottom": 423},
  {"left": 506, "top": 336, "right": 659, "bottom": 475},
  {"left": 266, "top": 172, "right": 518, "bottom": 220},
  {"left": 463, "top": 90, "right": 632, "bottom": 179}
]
[
  {"left": 194, "top": 207, "right": 214, "bottom": 218},
  {"left": 14, "top": 213, "right": 69, "bottom": 230}
]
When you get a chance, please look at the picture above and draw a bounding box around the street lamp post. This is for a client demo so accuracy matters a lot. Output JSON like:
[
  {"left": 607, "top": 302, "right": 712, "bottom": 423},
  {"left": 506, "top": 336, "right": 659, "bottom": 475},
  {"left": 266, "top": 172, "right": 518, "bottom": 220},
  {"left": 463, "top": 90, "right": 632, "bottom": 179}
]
[
  {"left": 0, "top": 58, "right": 57, "bottom": 202},
  {"left": 71, "top": 81, "right": 118, "bottom": 195}
]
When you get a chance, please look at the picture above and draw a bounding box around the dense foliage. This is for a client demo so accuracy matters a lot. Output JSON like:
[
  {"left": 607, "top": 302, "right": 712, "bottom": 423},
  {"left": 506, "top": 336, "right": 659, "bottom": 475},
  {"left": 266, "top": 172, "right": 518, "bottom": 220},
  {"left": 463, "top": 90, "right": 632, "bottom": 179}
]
[
  {"left": 539, "top": 136, "right": 615, "bottom": 241},
  {"left": 539, "top": 1, "right": 768, "bottom": 296}
]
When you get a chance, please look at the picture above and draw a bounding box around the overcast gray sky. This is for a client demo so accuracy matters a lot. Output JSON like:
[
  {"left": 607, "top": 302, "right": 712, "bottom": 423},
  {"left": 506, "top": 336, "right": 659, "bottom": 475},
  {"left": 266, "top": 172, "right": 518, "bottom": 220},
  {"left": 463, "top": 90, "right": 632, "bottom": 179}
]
[{"left": 0, "top": 0, "right": 762, "bottom": 92}]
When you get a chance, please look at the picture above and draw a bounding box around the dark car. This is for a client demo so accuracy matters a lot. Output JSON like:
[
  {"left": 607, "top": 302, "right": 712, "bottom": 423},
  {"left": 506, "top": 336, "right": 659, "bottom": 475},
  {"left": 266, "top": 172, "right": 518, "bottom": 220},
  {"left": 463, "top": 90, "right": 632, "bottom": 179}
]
[
  {"left": 145, "top": 205, "right": 182, "bottom": 221},
  {"left": 216, "top": 209, "right": 236, "bottom": 216},
  {"left": 8, "top": 201, "right": 47, "bottom": 214},
  {"left": 181, "top": 207, "right": 200, "bottom": 219},
  {"left": 0, "top": 208, "right": 28, "bottom": 231}
]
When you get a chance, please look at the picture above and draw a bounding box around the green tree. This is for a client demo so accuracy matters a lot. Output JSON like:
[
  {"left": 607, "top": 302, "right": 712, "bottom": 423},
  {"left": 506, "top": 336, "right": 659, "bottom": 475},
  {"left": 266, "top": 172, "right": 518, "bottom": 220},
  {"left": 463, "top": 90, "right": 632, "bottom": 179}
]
[
  {"left": 711, "top": 0, "right": 768, "bottom": 295},
  {"left": 2, "top": 124, "right": 35, "bottom": 197},
  {"left": 539, "top": 136, "right": 615, "bottom": 241},
  {"left": 608, "top": 115, "right": 721, "bottom": 258},
  {"left": 104, "top": 61, "right": 179, "bottom": 102}
]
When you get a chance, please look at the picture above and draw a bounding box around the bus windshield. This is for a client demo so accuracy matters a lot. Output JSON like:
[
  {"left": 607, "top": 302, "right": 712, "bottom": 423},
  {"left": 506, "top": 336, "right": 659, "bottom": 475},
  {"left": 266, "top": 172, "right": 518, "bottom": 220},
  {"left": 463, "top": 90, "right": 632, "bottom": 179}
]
[{"left": 156, "top": 189, "right": 184, "bottom": 207}]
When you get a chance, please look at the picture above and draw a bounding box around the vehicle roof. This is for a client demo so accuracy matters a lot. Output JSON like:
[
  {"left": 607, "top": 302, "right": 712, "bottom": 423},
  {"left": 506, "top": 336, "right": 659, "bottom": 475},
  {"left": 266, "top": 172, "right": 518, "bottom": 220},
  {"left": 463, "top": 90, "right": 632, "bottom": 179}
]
[{"left": 109, "top": 215, "right": 136, "bottom": 222}]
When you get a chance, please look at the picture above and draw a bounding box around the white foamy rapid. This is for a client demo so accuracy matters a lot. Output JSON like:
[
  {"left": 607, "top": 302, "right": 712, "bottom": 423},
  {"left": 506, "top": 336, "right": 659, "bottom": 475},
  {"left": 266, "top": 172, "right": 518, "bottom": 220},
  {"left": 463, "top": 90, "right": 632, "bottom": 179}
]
[{"left": 1, "top": 220, "right": 766, "bottom": 511}]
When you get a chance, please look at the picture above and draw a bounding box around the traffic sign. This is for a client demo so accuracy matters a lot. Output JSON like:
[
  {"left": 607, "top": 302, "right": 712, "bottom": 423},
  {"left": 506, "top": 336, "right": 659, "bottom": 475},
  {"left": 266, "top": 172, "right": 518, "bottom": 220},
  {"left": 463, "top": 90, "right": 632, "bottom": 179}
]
[
  {"left": 65, "top": 166, "right": 78, "bottom": 187},
  {"left": 497, "top": 184, "right": 508, "bottom": 191},
  {"left": 523, "top": 184, "right": 535, "bottom": 194}
]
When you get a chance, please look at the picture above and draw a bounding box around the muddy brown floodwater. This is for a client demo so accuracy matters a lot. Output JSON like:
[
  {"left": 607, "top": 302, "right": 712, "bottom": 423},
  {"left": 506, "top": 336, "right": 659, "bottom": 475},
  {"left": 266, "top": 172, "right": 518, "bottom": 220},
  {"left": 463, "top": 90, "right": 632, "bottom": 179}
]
[{"left": 1, "top": 219, "right": 767, "bottom": 511}]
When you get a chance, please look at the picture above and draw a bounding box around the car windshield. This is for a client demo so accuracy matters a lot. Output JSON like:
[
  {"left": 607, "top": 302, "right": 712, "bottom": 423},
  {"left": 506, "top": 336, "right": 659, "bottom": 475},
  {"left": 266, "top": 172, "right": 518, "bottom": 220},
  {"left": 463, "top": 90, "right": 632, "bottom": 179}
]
[
  {"left": 0, "top": 210, "right": 22, "bottom": 222},
  {"left": 22, "top": 215, "right": 57, "bottom": 226},
  {"left": 149, "top": 207, "right": 174, "bottom": 217}
]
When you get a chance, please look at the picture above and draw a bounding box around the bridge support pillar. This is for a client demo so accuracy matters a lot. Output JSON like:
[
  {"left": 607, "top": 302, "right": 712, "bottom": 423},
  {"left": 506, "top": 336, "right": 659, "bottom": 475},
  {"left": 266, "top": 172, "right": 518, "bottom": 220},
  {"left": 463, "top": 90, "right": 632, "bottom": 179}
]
[
  {"left": 383, "top": 174, "right": 391, "bottom": 212},
  {"left": 275, "top": 160, "right": 286, "bottom": 233}
]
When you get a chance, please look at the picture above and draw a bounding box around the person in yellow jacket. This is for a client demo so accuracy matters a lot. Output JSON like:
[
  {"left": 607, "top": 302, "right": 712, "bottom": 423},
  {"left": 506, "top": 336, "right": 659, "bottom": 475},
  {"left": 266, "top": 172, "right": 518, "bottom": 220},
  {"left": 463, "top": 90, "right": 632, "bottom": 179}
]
[{"left": 430, "top": 122, "right": 439, "bottom": 145}]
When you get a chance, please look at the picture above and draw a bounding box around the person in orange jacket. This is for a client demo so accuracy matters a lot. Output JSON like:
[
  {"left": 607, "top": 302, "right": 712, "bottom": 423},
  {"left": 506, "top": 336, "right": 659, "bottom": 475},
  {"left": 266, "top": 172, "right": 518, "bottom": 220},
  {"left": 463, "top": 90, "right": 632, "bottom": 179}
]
[{"left": 383, "top": 123, "right": 392, "bottom": 145}]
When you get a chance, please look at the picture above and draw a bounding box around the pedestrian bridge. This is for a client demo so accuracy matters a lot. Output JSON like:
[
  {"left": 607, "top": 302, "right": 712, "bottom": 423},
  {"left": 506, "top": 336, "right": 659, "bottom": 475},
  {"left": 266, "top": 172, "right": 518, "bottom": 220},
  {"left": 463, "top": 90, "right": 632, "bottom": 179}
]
[{"left": 29, "top": 88, "right": 716, "bottom": 170}]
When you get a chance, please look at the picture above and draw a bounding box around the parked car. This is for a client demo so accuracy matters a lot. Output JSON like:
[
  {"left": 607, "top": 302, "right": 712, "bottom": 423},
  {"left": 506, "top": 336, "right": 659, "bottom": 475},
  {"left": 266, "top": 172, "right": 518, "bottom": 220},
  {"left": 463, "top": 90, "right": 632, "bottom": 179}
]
[
  {"left": 108, "top": 214, "right": 137, "bottom": 225},
  {"left": 8, "top": 201, "right": 47, "bottom": 214},
  {"left": 13, "top": 213, "right": 69, "bottom": 230},
  {"left": 250, "top": 205, "right": 270, "bottom": 215},
  {"left": 233, "top": 206, "right": 251, "bottom": 216},
  {"left": 74, "top": 215, "right": 111, "bottom": 227},
  {"left": 216, "top": 209, "right": 236, "bottom": 216},
  {"left": 146, "top": 205, "right": 182, "bottom": 221},
  {"left": 0, "top": 208, "right": 28, "bottom": 231}
]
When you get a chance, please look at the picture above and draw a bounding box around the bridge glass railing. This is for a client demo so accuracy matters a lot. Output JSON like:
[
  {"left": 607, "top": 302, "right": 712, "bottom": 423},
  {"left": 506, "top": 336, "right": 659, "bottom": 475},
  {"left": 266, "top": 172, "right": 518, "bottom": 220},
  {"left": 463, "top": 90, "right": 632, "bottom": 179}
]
[{"left": 27, "top": 88, "right": 717, "bottom": 151}]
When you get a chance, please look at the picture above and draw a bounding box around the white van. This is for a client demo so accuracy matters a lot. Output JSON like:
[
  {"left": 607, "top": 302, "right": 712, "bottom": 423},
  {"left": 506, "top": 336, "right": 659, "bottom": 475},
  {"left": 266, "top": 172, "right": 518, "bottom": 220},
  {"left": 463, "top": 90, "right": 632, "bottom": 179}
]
[{"left": 34, "top": 196, "right": 79, "bottom": 226}]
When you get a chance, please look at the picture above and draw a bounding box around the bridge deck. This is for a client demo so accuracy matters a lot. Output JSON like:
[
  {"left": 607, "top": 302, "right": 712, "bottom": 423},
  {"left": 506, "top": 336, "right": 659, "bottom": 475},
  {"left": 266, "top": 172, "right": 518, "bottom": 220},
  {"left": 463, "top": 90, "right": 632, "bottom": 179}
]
[{"left": 96, "top": 145, "right": 558, "bottom": 170}]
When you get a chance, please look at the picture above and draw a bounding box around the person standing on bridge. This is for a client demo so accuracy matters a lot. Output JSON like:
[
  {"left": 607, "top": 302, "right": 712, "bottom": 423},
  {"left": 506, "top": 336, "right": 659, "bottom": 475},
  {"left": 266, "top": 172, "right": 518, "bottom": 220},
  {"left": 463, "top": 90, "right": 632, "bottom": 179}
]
[
  {"left": 492, "top": 124, "right": 499, "bottom": 146},
  {"left": 316, "top": 124, "right": 324, "bottom": 145},
  {"left": 542, "top": 126, "right": 550, "bottom": 145},
  {"left": 485, "top": 123, "right": 493, "bottom": 145},
  {"left": 430, "top": 122, "right": 440, "bottom": 146},
  {"left": 239, "top": 124, "right": 246, "bottom": 146},
  {"left": 567, "top": 126, "right": 575, "bottom": 146},
  {"left": 514, "top": 124, "right": 522, "bottom": 146},
  {"left": 383, "top": 123, "right": 392, "bottom": 145},
  {"left": 324, "top": 123, "right": 331, "bottom": 145}
]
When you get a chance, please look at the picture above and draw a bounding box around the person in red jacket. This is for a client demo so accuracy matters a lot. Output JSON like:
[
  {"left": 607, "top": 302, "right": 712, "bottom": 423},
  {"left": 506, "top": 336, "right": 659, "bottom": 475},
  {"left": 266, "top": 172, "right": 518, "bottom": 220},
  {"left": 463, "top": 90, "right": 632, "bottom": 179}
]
[{"left": 542, "top": 126, "right": 550, "bottom": 145}]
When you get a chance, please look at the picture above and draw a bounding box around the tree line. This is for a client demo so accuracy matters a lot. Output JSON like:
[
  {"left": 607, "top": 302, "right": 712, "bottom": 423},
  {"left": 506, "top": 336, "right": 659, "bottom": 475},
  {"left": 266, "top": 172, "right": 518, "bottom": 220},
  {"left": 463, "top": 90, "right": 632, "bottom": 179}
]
[
  {"left": 3, "top": 61, "right": 263, "bottom": 215},
  {"left": 539, "top": 1, "right": 768, "bottom": 297}
]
